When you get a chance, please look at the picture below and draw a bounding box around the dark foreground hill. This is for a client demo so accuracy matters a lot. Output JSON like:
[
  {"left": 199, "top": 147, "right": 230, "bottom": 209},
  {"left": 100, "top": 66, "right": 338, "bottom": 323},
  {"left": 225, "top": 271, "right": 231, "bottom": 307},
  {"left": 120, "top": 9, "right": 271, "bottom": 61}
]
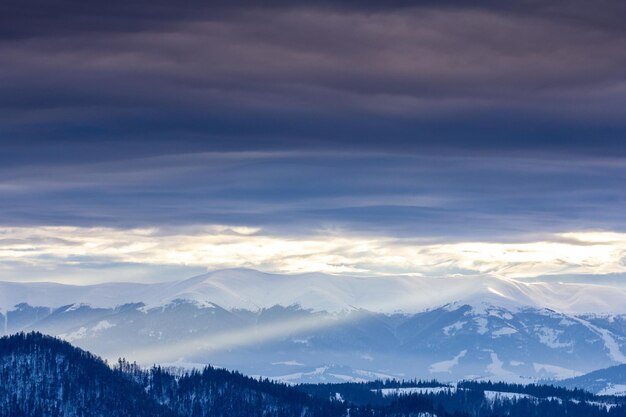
[
  {"left": 0, "top": 332, "right": 174, "bottom": 417},
  {"left": 0, "top": 332, "right": 342, "bottom": 417},
  {"left": 0, "top": 332, "right": 625, "bottom": 417}
]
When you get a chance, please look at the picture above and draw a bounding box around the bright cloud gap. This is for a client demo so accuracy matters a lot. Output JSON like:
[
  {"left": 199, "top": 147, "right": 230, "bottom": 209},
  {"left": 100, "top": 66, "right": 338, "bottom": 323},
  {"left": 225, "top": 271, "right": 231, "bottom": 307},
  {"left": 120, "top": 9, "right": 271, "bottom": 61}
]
[{"left": 0, "top": 226, "right": 625, "bottom": 284}]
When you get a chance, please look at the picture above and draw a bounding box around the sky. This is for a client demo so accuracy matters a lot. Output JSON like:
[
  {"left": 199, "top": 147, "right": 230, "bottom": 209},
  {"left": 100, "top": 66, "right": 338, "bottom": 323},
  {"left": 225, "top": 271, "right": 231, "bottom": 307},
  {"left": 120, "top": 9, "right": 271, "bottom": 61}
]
[{"left": 1, "top": 0, "right": 626, "bottom": 283}]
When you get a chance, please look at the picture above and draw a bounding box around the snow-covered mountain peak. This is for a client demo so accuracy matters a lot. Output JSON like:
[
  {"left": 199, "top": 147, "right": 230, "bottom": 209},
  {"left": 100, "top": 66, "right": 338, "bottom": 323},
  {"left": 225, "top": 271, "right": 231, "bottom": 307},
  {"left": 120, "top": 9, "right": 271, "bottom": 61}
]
[
  {"left": 2, "top": 268, "right": 626, "bottom": 384},
  {"left": 1, "top": 268, "right": 625, "bottom": 315}
]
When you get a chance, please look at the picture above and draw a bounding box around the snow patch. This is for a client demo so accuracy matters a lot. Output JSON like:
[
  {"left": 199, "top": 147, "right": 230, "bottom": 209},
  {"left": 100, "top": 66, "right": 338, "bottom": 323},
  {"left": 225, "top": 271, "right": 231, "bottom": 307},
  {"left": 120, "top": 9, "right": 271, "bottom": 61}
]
[
  {"left": 377, "top": 386, "right": 457, "bottom": 397},
  {"left": 272, "top": 360, "right": 304, "bottom": 366},
  {"left": 61, "top": 327, "right": 87, "bottom": 342},
  {"left": 442, "top": 321, "right": 466, "bottom": 335},
  {"left": 429, "top": 350, "right": 467, "bottom": 374},
  {"left": 486, "top": 352, "right": 520, "bottom": 381},
  {"left": 532, "top": 363, "right": 582, "bottom": 380},
  {"left": 92, "top": 320, "right": 115, "bottom": 332},
  {"left": 484, "top": 390, "right": 533, "bottom": 403},
  {"left": 65, "top": 303, "right": 89, "bottom": 312},
  {"left": 598, "top": 384, "right": 626, "bottom": 396},
  {"left": 492, "top": 327, "right": 517, "bottom": 337},
  {"left": 535, "top": 326, "right": 572, "bottom": 349},
  {"left": 573, "top": 317, "right": 626, "bottom": 363},
  {"left": 474, "top": 317, "right": 489, "bottom": 335},
  {"left": 354, "top": 369, "right": 399, "bottom": 380}
]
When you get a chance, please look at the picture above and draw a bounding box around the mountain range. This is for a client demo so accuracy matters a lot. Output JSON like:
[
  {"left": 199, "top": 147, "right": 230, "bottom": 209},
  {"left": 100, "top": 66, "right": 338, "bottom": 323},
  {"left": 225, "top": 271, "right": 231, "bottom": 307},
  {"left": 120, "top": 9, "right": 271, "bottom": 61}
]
[{"left": 1, "top": 269, "right": 625, "bottom": 383}]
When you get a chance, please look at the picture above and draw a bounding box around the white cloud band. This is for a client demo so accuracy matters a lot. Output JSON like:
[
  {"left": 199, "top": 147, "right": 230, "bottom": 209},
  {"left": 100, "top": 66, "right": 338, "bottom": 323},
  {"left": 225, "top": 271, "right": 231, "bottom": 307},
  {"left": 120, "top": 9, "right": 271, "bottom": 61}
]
[{"left": 1, "top": 226, "right": 625, "bottom": 283}]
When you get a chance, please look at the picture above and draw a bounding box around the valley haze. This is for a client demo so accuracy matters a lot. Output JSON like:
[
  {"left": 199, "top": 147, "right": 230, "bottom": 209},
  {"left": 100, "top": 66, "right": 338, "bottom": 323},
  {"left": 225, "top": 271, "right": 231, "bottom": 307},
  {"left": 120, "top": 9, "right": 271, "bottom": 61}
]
[{"left": 2, "top": 268, "right": 626, "bottom": 386}]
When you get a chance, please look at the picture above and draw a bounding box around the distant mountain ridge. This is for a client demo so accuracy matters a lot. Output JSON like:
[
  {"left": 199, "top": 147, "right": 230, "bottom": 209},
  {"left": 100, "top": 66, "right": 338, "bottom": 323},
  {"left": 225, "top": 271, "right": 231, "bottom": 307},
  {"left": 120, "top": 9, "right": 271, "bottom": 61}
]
[
  {"left": 555, "top": 364, "right": 626, "bottom": 396},
  {"left": 2, "top": 268, "right": 626, "bottom": 314},
  {"left": 1, "top": 269, "right": 625, "bottom": 384}
]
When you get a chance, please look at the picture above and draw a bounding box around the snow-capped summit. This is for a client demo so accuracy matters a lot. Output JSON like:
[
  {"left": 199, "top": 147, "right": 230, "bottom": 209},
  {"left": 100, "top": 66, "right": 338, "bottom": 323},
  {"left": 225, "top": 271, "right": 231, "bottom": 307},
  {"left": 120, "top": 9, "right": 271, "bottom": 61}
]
[
  {"left": 2, "top": 268, "right": 626, "bottom": 315},
  {"left": 2, "top": 268, "right": 626, "bottom": 384}
]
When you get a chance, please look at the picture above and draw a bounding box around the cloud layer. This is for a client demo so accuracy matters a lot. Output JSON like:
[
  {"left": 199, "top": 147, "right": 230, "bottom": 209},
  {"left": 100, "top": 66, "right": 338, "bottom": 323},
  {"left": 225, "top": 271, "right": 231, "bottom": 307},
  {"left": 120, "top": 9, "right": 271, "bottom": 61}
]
[
  {"left": 2, "top": 151, "right": 625, "bottom": 237},
  {"left": 2, "top": 1, "right": 626, "bottom": 155},
  {"left": 1, "top": 1, "right": 626, "bottom": 282},
  {"left": 2, "top": 225, "right": 626, "bottom": 283}
]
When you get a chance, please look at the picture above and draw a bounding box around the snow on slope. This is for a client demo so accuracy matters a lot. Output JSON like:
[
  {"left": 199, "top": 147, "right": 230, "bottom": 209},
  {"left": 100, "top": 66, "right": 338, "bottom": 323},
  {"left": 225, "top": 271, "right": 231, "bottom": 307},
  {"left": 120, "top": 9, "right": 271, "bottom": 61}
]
[
  {"left": 0, "top": 281, "right": 165, "bottom": 311},
  {"left": 571, "top": 317, "right": 626, "bottom": 364},
  {"left": 377, "top": 387, "right": 457, "bottom": 396},
  {"left": 1, "top": 268, "right": 626, "bottom": 315},
  {"left": 556, "top": 364, "right": 626, "bottom": 394}
]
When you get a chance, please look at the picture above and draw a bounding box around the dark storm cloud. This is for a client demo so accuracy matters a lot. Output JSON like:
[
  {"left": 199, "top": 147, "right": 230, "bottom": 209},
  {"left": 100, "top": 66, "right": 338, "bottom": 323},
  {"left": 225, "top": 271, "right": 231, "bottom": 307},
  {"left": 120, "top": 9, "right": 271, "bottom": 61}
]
[
  {"left": 1, "top": 151, "right": 625, "bottom": 241},
  {"left": 1, "top": 0, "right": 625, "bottom": 240},
  {"left": 3, "top": 0, "right": 626, "bottom": 38},
  {"left": 1, "top": 0, "right": 626, "bottom": 157}
]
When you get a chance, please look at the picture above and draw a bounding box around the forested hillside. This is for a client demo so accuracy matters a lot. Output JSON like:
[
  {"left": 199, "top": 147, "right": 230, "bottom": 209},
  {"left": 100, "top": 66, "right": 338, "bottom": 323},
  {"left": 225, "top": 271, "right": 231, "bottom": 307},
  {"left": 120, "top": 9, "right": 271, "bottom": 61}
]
[
  {"left": 0, "top": 332, "right": 173, "bottom": 417},
  {"left": 1, "top": 333, "right": 624, "bottom": 417}
]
